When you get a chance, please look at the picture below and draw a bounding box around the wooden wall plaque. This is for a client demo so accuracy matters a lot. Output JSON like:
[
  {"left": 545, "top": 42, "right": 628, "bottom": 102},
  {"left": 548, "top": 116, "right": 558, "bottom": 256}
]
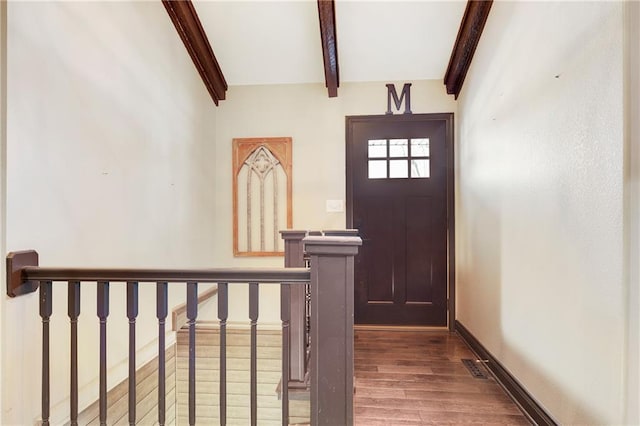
[{"left": 232, "top": 137, "right": 293, "bottom": 257}]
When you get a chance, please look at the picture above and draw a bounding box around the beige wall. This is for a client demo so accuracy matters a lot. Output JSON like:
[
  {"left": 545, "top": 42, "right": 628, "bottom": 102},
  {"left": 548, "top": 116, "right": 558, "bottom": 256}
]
[
  {"left": 2, "top": 2, "right": 217, "bottom": 424},
  {"left": 456, "top": 1, "right": 626, "bottom": 424},
  {"left": 213, "top": 80, "right": 456, "bottom": 322},
  {"left": 625, "top": 1, "right": 640, "bottom": 423}
]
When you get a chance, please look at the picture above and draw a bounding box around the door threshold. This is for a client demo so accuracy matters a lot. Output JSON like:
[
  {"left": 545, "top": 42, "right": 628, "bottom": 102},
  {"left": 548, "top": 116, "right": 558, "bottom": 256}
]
[{"left": 354, "top": 325, "right": 449, "bottom": 332}]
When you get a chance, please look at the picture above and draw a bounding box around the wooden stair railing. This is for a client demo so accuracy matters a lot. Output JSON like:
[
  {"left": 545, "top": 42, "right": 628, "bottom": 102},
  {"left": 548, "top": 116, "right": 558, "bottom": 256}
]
[
  {"left": 71, "top": 284, "right": 217, "bottom": 424},
  {"left": 281, "top": 229, "right": 360, "bottom": 394},
  {"left": 6, "top": 234, "right": 360, "bottom": 426}
]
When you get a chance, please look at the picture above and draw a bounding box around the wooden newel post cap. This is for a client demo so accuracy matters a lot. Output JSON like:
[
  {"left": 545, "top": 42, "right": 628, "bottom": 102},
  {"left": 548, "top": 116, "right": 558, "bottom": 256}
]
[
  {"left": 279, "top": 230, "right": 308, "bottom": 240},
  {"left": 322, "top": 229, "right": 359, "bottom": 237},
  {"left": 303, "top": 236, "right": 362, "bottom": 256}
]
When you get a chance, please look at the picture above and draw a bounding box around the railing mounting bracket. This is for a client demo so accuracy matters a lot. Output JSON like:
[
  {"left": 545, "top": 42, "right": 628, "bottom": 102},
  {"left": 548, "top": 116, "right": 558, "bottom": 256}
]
[{"left": 6, "top": 250, "right": 39, "bottom": 297}]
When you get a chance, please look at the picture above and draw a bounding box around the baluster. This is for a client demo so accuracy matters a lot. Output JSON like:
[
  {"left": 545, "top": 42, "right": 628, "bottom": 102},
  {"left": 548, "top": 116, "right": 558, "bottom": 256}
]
[
  {"left": 249, "top": 282, "right": 259, "bottom": 426},
  {"left": 217, "top": 283, "right": 228, "bottom": 426},
  {"left": 187, "top": 282, "right": 198, "bottom": 426},
  {"left": 68, "top": 281, "right": 81, "bottom": 426},
  {"left": 97, "top": 281, "right": 109, "bottom": 426},
  {"left": 40, "top": 281, "right": 52, "bottom": 426},
  {"left": 157, "top": 282, "right": 168, "bottom": 426},
  {"left": 127, "top": 281, "right": 138, "bottom": 426},
  {"left": 280, "top": 284, "right": 291, "bottom": 426}
]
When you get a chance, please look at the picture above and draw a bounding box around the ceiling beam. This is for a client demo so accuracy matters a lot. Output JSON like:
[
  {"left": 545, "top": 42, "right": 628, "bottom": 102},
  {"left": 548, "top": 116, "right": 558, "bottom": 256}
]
[
  {"left": 162, "top": 0, "right": 228, "bottom": 105},
  {"left": 317, "top": 0, "right": 340, "bottom": 98},
  {"left": 444, "top": 0, "right": 493, "bottom": 99}
]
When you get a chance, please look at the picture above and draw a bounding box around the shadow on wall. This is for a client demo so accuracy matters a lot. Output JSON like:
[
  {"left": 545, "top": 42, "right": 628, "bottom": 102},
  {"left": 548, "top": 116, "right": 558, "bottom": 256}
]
[
  {"left": 458, "top": 187, "right": 503, "bottom": 353},
  {"left": 458, "top": 189, "right": 605, "bottom": 424},
  {"left": 503, "top": 345, "right": 604, "bottom": 425}
]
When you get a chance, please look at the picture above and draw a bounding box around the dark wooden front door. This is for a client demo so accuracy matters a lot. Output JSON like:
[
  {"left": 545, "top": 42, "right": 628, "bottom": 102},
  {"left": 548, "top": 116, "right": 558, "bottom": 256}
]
[{"left": 346, "top": 114, "right": 454, "bottom": 326}]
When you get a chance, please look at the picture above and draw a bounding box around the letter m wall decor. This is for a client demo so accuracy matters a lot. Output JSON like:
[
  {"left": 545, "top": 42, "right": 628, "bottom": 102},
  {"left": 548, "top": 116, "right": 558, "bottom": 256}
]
[{"left": 232, "top": 137, "right": 293, "bottom": 256}]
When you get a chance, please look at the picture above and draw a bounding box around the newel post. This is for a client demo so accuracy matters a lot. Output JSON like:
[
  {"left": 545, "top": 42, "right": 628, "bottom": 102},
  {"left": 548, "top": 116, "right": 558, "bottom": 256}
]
[
  {"left": 281, "top": 230, "right": 307, "bottom": 267},
  {"left": 280, "top": 230, "right": 308, "bottom": 385},
  {"left": 305, "top": 235, "right": 362, "bottom": 426}
]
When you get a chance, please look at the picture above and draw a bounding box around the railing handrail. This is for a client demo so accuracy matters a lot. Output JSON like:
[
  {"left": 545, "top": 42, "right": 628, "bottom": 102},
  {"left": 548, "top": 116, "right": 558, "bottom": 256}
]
[
  {"left": 7, "top": 258, "right": 309, "bottom": 296},
  {"left": 22, "top": 266, "right": 309, "bottom": 283}
]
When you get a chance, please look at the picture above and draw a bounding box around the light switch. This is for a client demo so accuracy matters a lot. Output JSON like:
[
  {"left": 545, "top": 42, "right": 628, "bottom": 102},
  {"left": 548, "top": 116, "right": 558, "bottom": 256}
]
[{"left": 326, "top": 199, "right": 344, "bottom": 213}]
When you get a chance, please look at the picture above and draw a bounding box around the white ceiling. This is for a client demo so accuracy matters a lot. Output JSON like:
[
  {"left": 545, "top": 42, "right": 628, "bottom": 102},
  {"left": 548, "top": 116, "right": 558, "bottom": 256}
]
[{"left": 194, "top": 0, "right": 467, "bottom": 87}]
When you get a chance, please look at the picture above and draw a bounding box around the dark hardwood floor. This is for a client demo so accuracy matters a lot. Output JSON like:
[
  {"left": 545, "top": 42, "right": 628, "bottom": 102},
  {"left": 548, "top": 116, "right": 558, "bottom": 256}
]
[{"left": 354, "top": 329, "right": 532, "bottom": 425}]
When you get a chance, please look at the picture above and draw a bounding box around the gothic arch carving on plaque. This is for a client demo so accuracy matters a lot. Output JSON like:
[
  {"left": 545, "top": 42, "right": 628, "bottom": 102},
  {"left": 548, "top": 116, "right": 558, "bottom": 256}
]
[{"left": 233, "top": 137, "right": 292, "bottom": 257}]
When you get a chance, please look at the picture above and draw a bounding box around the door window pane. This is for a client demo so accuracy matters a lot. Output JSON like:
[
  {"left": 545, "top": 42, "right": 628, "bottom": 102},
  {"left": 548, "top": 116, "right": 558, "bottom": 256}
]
[
  {"left": 368, "top": 160, "right": 387, "bottom": 179},
  {"left": 411, "top": 159, "right": 430, "bottom": 178},
  {"left": 411, "top": 138, "right": 429, "bottom": 157},
  {"left": 368, "top": 140, "right": 387, "bottom": 158},
  {"left": 367, "top": 138, "right": 431, "bottom": 179},
  {"left": 389, "top": 160, "right": 408, "bottom": 178},
  {"left": 389, "top": 139, "right": 408, "bottom": 157}
]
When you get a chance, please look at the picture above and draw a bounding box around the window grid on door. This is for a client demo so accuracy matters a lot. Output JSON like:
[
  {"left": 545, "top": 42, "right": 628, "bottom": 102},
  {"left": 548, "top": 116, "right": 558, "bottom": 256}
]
[{"left": 368, "top": 138, "right": 430, "bottom": 179}]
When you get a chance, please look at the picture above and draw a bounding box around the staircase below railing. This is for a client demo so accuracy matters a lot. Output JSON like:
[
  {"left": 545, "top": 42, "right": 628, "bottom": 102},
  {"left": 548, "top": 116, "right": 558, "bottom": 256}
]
[
  {"left": 75, "top": 345, "right": 177, "bottom": 425},
  {"left": 6, "top": 234, "right": 361, "bottom": 426},
  {"left": 172, "top": 285, "right": 219, "bottom": 332},
  {"left": 175, "top": 324, "right": 310, "bottom": 425}
]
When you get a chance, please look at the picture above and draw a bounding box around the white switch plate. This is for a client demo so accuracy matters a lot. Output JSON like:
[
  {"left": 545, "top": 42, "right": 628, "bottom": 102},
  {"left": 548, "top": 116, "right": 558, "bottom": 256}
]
[{"left": 326, "top": 199, "right": 344, "bottom": 213}]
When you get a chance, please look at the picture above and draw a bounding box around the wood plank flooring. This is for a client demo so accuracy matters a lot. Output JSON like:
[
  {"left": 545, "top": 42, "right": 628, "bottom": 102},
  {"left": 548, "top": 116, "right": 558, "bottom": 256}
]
[
  {"left": 354, "top": 330, "right": 532, "bottom": 425},
  {"left": 172, "top": 328, "right": 531, "bottom": 425}
]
